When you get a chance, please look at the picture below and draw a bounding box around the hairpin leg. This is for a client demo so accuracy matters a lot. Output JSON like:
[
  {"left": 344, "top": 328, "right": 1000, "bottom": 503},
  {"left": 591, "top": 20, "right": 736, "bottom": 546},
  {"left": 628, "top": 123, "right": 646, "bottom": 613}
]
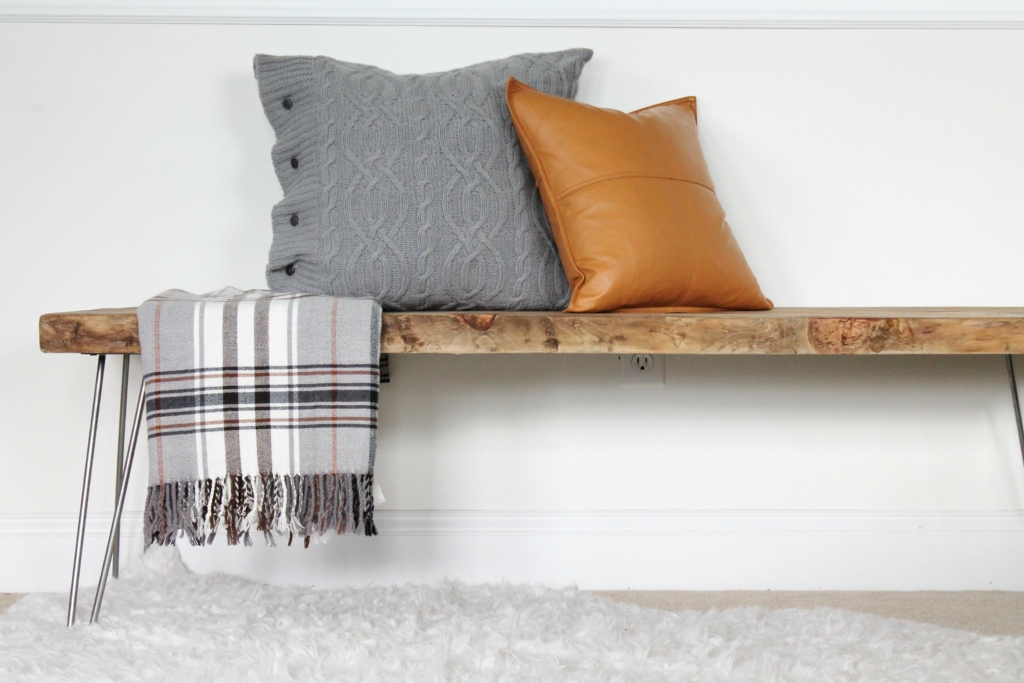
[
  {"left": 1007, "top": 355, "right": 1024, "bottom": 468},
  {"left": 89, "top": 380, "right": 145, "bottom": 624},
  {"left": 67, "top": 354, "right": 106, "bottom": 627},
  {"left": 112, "top": 355, "right": 130, "bottom": 578}
]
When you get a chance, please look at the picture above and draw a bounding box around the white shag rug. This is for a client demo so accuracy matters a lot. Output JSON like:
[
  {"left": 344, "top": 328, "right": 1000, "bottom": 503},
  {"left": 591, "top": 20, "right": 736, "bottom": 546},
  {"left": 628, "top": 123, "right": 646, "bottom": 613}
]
[{"left": 2, "top": 549, "right": 1023, "bottom": 682}]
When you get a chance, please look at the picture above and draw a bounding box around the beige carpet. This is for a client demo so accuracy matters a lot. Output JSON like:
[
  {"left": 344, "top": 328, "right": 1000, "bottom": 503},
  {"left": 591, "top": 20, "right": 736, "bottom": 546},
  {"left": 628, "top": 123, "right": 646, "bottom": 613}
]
[
  {"left": 0, "top": 594, "right": 21, "bottom": 615},
  {"left": 4, "top": 590, "right": 1022, "bottom": 636},
  {"left": 594, "top": 591, "right": 1024, "bottom": 637}
]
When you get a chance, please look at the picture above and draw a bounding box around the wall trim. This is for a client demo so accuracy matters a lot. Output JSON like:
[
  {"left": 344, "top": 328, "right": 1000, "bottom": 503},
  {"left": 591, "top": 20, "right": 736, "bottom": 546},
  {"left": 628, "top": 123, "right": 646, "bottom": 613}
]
[
  {"left": 371, "top": 509, "right": 1024, "bottom": 535},
  {"left": 2, "top": 1, "right": 1024, "bottom": 28},
  {"left": 5, "top": 509, "right": 1024, "bottom": 537},
  {"left": 6, "top": 510, "right": 1024, "bottom": 592},
  {"left": 0, "top": 513, "right": 144, "bottom": 537}
]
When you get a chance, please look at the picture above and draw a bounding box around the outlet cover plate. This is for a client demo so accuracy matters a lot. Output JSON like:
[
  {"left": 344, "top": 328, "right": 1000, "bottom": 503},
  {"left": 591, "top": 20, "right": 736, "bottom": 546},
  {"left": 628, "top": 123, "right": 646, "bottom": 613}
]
[{"left": 619, "top": 354, "right": 665, "bottom": 386}]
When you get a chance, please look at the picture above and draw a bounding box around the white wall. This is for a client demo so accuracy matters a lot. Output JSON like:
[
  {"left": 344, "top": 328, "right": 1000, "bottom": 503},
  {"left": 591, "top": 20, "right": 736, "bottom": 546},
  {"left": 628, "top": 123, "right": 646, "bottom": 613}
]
[{"left": 4, "top": 22, "right": 1024, "bottom": 590}]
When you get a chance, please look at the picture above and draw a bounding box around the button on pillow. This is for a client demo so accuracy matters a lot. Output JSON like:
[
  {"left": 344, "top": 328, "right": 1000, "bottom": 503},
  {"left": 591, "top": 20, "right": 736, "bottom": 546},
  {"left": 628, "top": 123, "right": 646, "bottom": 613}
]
[
  {"left": 506, "top": 78, "right": 771, "bottom": 313},
  {"left": 255, "top": 50, "right": 593, "bottom": 311}
]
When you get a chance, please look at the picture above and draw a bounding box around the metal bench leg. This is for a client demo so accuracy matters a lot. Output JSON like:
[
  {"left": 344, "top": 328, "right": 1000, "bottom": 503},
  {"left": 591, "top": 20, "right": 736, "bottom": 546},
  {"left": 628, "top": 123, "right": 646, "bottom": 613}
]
[
  {"left": 67, "top": 354, "right": 106, "bottom": 627},
  {"left": 90, "top": 379, "right": 145, "bottom": 624},
  {"left": 112, "top": 355, "right": 131, "bottom": 579},
  {"left": 1007, "top": 355, "right": 1024, "bottom": 467}
]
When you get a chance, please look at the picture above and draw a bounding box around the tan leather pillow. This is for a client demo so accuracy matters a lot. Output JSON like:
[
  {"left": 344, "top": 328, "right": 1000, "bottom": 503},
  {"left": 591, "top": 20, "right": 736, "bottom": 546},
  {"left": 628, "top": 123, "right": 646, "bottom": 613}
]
[{"left": 506, "top": 78, "right": 772, "bottom": 313}]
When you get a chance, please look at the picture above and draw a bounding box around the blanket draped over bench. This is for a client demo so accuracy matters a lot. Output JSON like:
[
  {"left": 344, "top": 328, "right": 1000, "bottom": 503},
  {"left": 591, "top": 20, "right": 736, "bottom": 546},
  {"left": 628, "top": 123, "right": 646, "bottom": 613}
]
[{"left": 138, "top": 288, "right": 381, "bottom": 547}]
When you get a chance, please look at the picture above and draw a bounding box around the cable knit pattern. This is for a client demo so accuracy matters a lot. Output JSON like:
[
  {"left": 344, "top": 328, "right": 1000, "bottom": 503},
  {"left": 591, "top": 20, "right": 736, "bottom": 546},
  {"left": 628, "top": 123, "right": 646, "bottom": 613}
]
[{"left": 255, "top": 50, "right": 592, "bottom": 310}]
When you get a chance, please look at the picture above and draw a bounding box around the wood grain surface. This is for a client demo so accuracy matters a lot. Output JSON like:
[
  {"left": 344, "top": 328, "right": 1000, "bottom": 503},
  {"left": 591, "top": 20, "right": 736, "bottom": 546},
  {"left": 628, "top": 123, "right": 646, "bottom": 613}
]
[{"left": 39, "top": 307, "right": 1024, "bottom": 355}]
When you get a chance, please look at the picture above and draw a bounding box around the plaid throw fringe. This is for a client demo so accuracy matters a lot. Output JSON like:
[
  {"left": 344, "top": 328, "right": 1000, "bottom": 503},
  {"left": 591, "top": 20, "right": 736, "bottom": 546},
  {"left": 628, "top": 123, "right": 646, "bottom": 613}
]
[{"left": 138, "top": 288, "right": 381, "bottom": 548}]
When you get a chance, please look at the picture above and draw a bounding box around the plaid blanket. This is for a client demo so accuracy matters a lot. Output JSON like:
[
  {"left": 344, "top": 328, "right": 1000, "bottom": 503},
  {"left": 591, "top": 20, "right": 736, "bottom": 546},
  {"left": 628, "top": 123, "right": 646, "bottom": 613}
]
[{"left": 138, "top": 288, "right": 381, "bottom": 547}]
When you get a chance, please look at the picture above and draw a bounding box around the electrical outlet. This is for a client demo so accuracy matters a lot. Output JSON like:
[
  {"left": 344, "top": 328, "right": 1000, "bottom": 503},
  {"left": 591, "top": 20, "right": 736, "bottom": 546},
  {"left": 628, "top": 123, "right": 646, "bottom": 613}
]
[
  {"left": 631, "top": 354, "right": 654, "bottom": 372},
  {"left": 619, "top": 354, "right": 665, "bottom": 386}
]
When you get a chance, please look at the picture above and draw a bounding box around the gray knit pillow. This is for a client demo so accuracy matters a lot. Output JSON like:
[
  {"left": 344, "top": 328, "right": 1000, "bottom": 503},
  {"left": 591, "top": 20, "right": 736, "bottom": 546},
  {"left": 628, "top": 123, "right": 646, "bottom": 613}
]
[{"left": 254, "top": 49, "right": 593, "bottom": 310}]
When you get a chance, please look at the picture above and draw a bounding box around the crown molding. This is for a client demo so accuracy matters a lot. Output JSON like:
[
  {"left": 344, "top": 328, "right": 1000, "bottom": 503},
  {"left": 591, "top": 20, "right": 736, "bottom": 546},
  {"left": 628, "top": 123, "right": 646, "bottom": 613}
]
[{"left": 2, "top": 1, "right": 1024, "bottom": 28}]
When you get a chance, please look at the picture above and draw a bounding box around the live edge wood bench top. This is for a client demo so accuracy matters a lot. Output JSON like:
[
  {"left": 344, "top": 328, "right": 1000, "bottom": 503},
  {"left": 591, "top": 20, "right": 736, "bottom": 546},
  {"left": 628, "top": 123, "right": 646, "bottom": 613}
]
[{"left": 38, "top": 307, "right": 1024, "bottom": 355}]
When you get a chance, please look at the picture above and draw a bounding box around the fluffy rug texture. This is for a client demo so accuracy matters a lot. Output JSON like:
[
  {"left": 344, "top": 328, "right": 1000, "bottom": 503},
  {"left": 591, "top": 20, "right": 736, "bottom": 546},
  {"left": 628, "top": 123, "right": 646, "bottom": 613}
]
[{"left": 2, "top": 549, "right": 1023, "bottom": 682}]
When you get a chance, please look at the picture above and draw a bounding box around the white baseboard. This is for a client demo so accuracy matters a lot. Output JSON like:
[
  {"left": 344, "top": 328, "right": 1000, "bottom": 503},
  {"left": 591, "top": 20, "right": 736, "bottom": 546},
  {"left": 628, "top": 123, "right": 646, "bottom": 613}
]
[{"left": 5, "top": 510, "right": 1024, "bottom": 592}]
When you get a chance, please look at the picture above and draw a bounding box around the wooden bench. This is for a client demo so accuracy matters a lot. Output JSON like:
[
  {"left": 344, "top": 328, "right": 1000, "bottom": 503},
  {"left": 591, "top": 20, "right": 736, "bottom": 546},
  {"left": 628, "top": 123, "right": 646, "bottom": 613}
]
[
  {"left": 41, "top": 306, "right": 1024, "bottom": 626},
  {"left": 39, "top": 306, "right": 1024, "bottom": 355}
]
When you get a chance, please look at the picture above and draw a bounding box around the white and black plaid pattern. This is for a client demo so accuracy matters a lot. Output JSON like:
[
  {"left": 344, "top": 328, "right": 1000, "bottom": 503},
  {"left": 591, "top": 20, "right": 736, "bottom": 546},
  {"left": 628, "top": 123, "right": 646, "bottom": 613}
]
[{"left": 138, "top": 288, "right": 381, "bottom": 547}]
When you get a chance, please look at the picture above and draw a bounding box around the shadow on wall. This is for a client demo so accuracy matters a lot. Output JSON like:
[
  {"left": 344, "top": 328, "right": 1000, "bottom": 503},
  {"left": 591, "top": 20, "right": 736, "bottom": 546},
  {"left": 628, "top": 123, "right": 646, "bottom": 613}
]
[
  {"left": 372, "top": 353, "right": 1024, "bottom": 511},
  {"left": 224, "top": 72, "right": 280, "bottom": 283}
]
